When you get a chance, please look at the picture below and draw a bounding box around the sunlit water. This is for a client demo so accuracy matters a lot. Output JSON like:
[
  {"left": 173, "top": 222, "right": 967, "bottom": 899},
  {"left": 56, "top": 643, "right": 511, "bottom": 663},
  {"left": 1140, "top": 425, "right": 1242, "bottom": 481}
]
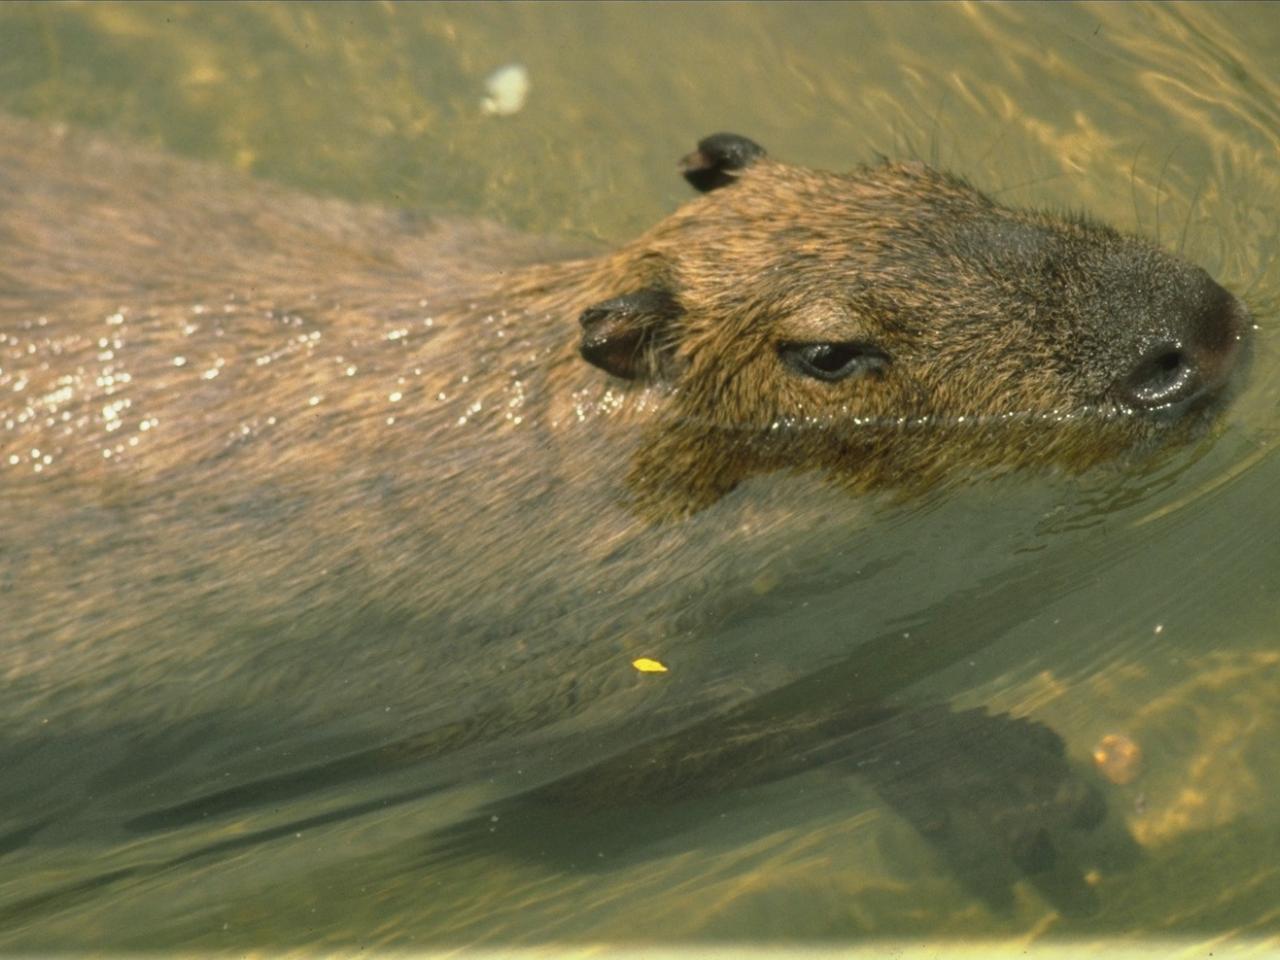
[{"left": 1, "top": 1, "right": 1278, "bottom": 952}]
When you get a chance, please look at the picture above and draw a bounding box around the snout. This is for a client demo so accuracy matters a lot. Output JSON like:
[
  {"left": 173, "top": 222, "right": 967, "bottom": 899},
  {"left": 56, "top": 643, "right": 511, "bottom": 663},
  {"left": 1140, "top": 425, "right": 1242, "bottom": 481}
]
[{"left": 1116, "top": 281, "right": 1251, "bottom": 414}]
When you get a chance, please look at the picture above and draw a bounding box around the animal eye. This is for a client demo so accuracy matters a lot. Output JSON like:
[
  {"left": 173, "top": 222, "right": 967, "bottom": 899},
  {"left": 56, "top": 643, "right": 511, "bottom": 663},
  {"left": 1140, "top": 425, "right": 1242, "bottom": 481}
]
[{"left": 778, "top": 341, "right": 890, "bottom": 382}]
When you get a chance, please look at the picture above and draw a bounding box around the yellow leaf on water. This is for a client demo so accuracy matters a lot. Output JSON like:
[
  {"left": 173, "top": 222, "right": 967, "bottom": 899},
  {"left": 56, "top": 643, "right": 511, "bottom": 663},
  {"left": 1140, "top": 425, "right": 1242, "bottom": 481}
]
[{"left": 631, "top": 657, "right": 669, "bottom": 673}]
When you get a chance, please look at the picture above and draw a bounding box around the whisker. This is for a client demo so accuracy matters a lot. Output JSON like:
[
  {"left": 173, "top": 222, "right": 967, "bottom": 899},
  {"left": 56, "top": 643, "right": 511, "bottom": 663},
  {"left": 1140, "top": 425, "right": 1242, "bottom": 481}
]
[
  {"left": 975, "top": 123, "right": 1013, "bottom": 170},
  {"left": 1178, "top": 175, "right": 1205, "bottom": 257},
  {"left": 1154, "top": 141, "right": 1183, "bottom": 248},
  {"left": 1240, "top": 241, "right": 1279, "bottom": 301},
  {"left": 1130, "top": 143, "right": 1146, "bottom": 236},
  {"left": 928, "top": 90, "right": 950, "bottom": 169},
  {"left": 990, "top": 171, "right": 1074, "bottom": 197}
]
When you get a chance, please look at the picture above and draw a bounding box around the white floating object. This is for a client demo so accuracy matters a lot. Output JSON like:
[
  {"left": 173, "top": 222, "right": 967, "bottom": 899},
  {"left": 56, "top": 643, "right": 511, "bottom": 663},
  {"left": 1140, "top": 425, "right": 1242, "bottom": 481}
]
[{"left": 481, "top": 63, "right": 531, "bottom": 117}]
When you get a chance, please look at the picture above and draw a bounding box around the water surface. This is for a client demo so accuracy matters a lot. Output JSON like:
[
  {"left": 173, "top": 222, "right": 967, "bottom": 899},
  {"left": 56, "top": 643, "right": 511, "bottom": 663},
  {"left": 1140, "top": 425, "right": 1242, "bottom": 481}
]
[{"left": 1, "top": 1, "right": 1278, "bottom": 952}]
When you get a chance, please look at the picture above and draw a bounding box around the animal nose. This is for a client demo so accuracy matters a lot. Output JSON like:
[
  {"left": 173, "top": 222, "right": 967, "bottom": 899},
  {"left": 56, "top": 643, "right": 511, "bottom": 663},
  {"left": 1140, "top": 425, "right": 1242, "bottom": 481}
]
[
  {"left": 1117, "top": 283, "right": 1250, "bottom": 412},
  {"left": 1120, "top": 342, "right": 1201, "bottom": 409}
]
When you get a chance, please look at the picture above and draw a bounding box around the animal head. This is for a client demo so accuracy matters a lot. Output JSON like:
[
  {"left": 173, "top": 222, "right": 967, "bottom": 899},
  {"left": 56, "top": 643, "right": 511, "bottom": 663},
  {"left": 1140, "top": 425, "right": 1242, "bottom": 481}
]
[{"left": 578, "top": 134, "right": 1251, "bottom": 516}]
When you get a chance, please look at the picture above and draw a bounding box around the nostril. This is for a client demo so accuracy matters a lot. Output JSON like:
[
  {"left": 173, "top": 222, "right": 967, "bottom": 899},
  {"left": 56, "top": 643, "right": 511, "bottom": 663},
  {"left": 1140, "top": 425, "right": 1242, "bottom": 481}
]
[{"left": 1122, "top": 342, "right": 1202, "bottom": 410}]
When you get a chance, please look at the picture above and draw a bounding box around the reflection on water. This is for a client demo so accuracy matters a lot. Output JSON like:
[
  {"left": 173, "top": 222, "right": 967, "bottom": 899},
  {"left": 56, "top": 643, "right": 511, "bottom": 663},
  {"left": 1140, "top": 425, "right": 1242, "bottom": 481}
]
[{"left": 0, "top": 0, "right": 1278, "bottom": 951}]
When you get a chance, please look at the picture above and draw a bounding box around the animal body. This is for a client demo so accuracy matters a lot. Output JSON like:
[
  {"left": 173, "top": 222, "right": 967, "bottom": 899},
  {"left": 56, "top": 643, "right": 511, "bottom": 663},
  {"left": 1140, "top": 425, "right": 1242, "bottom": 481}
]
[{"left": 0, "top": 118, "right": 1250, "bottom": 924}]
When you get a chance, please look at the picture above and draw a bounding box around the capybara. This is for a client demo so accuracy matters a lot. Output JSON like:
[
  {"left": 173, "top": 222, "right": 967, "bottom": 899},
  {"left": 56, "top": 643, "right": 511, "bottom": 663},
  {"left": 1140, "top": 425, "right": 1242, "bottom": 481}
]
[{"left": 0, "top": 120, "right": 1250, "bottom": 908}]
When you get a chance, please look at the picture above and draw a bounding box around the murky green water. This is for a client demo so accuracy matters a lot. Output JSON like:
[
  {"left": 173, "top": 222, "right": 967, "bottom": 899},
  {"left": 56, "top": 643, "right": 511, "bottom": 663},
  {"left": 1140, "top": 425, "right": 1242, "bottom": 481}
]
[{"left": 1, "top": 1, "right": 1278, "bottom": 952}]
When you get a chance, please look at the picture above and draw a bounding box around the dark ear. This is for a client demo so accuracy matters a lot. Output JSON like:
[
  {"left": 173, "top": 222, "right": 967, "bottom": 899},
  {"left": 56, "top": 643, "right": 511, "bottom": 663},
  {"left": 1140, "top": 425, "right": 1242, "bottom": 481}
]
[
  {"left": 579, "top": 287, "right": 682, "bottom": 381},
  {"left": 680, "top": 133, "right": 766, "bottom": 192}
]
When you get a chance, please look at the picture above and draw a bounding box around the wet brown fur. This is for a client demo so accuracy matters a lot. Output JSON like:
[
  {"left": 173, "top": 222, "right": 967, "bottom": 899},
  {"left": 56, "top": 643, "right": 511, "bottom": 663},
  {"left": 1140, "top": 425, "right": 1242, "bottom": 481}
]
[{"left": 0, "top": 117, "right": 1248, "bottom": 806}]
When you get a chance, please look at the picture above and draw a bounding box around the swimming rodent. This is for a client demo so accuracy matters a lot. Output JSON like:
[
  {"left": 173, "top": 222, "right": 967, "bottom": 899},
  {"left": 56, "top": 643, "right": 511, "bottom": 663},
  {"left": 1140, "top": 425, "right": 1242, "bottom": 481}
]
[{"left": 0, "top": 121, "right": 1251, "bottom": 855}]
